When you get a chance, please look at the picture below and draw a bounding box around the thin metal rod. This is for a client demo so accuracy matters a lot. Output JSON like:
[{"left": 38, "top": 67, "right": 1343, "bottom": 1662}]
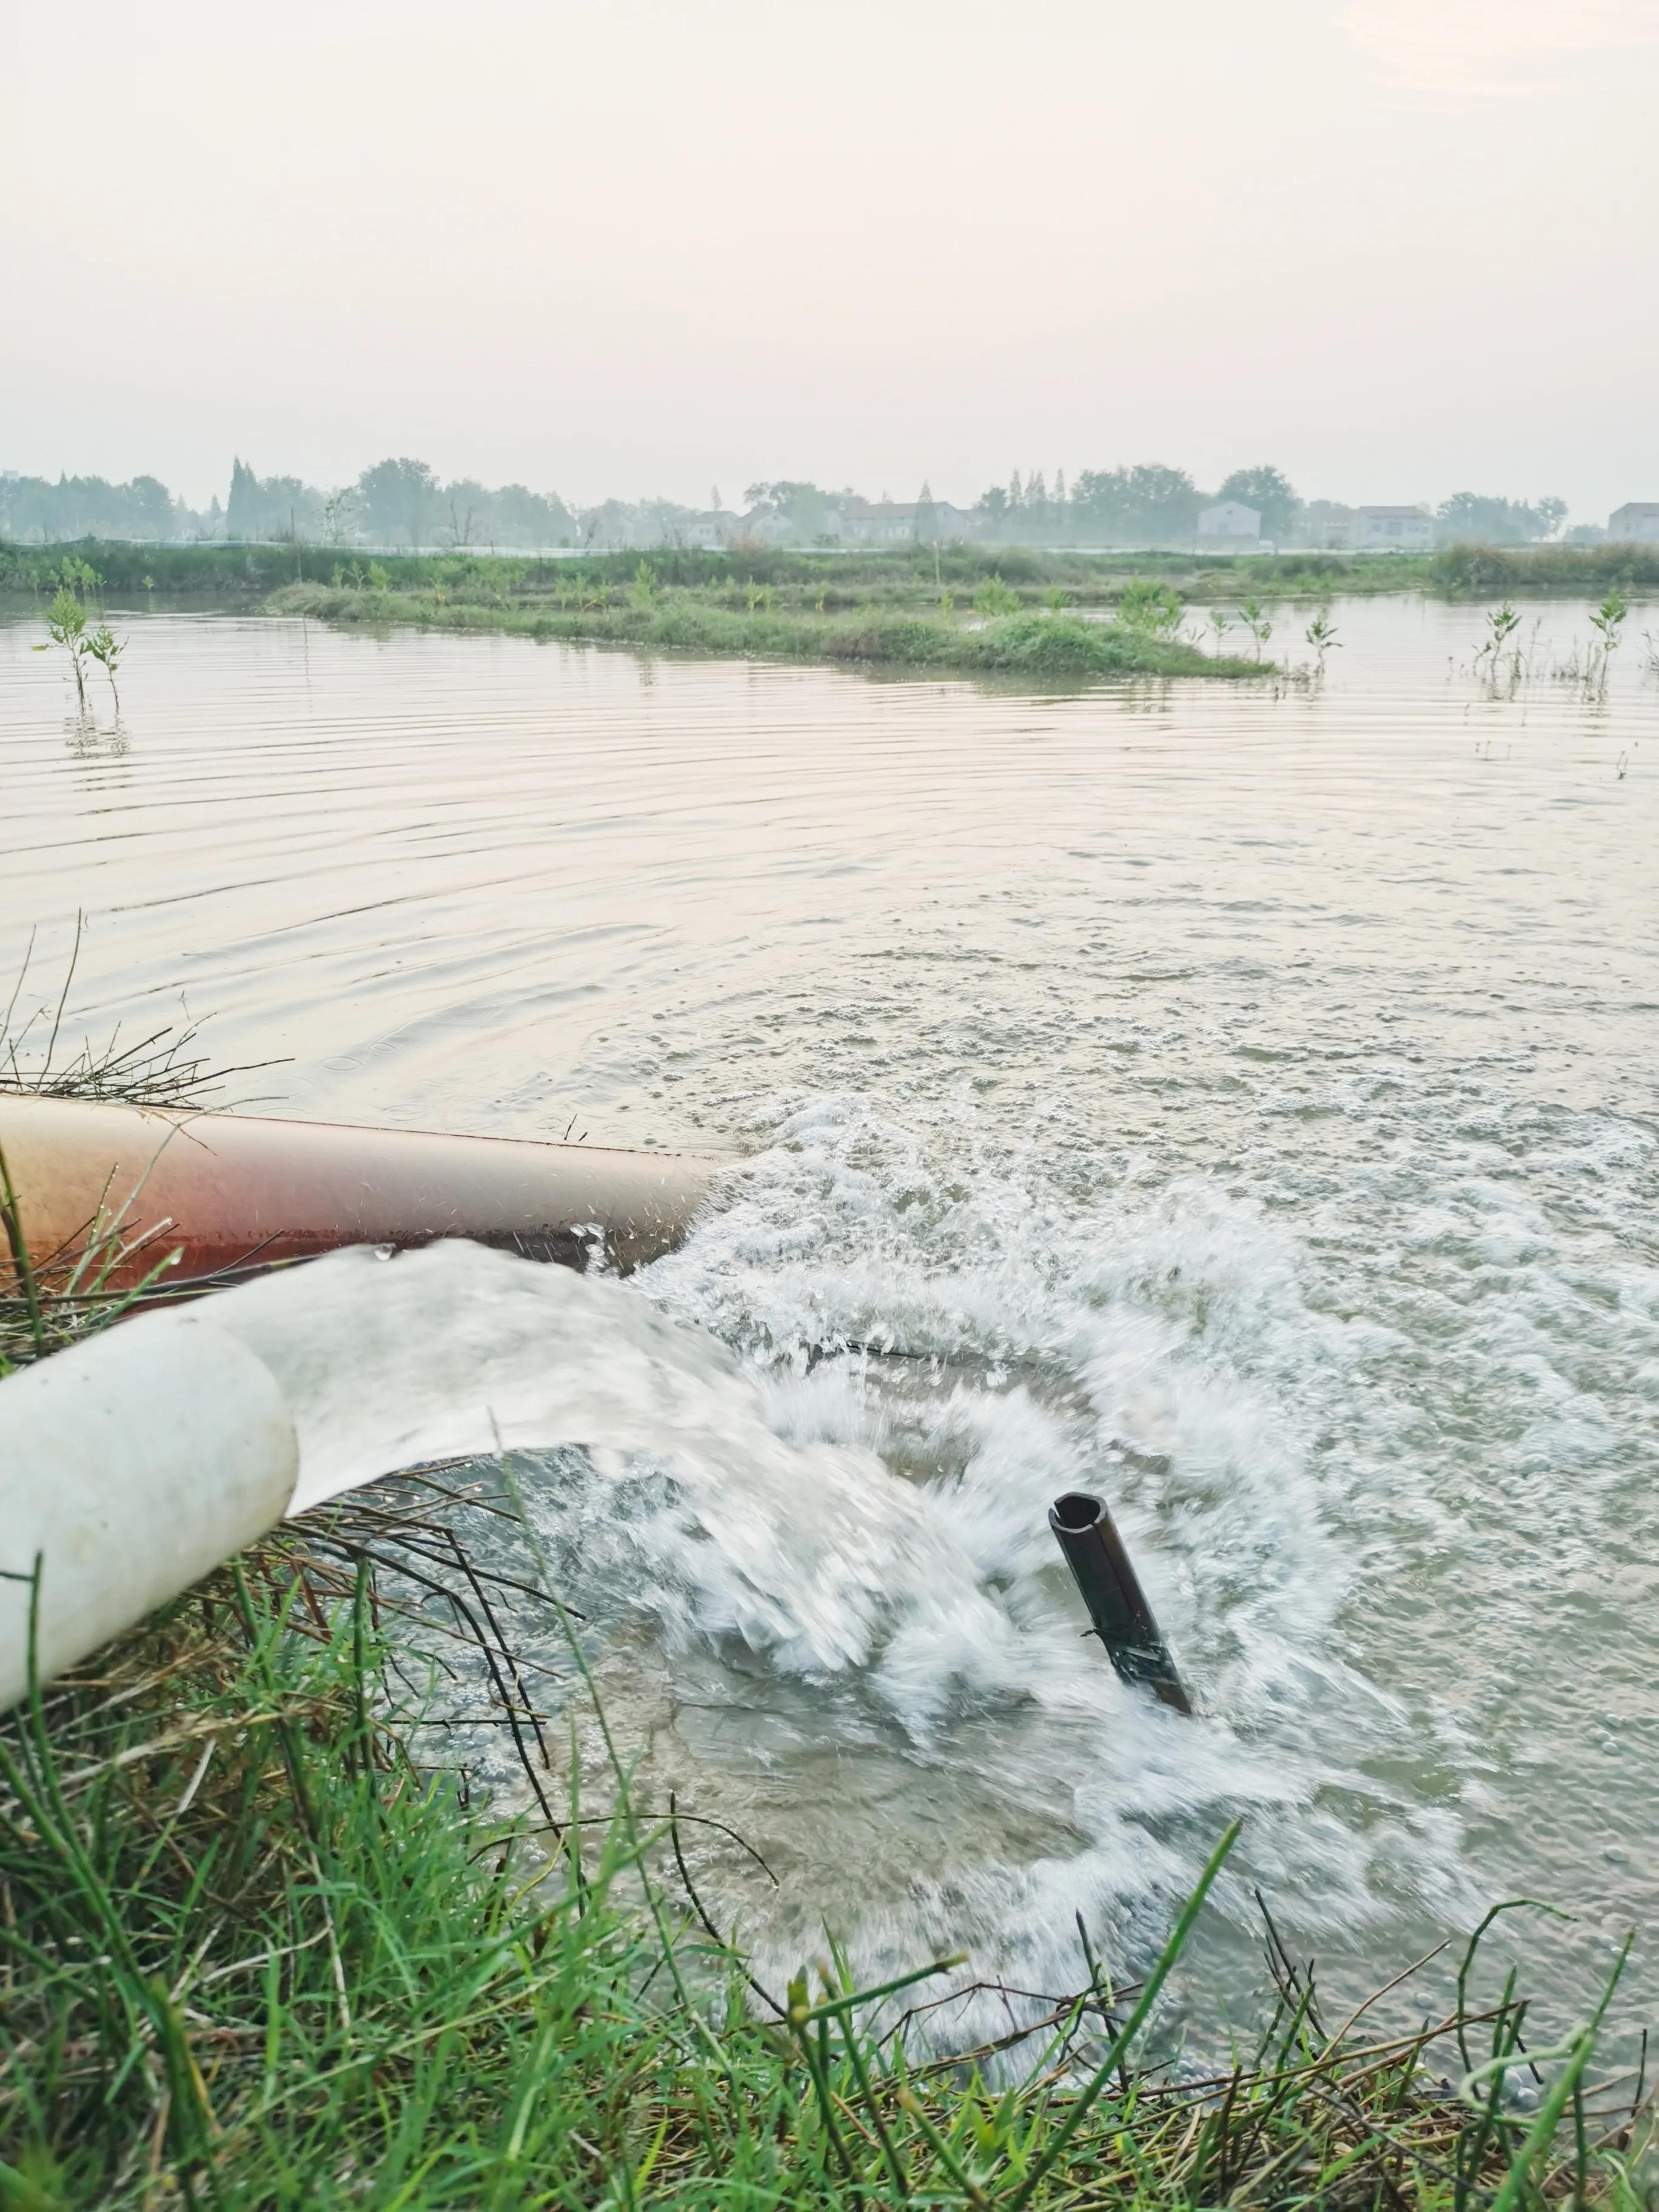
[{"left": 1048, "top": 1490, "right": 1193, "bottom": 1715}]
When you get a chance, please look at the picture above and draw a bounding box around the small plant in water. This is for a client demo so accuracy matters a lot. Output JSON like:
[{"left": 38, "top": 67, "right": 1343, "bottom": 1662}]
[
  {"left": 35, "top": 586, "right": 92, "bottom": 706},
  {"left": 49, "top": 554, "right": 101, "bottom": 598},
  {"left": 84, "top": 622, "right": 125, "bottom": 710},
  {"left": 1207, "top": 608, "right": 1232, "bottom": 655},
  {"left": 1475, "top": 600, "right": 1523, "bottom": 689},
  {"left": 1304, "top": 610, "right": 1341, "bottom": 670},
  {"left": 1042, "top": 583, "right": 1068, "bottom": 614},
  {"left": 1588, "top": 589, "right": 1628, "bottom": 688},
  {"left": 1239, "top": 595, "right": 1273, "bottom": 660},
  {"left": 629, "top": 558, "right": 659, "bottom": 609}
]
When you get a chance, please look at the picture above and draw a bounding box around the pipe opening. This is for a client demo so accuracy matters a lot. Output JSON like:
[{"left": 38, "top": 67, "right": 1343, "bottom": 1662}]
[{"left": 1048, "top": 1490, "right": 1103, "bottom": 1535}]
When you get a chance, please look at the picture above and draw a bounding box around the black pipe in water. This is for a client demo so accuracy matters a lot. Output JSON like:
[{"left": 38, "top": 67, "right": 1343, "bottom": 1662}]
[{"left": 1048, "top": 1490, "right": 1193, "bottom": 1715}]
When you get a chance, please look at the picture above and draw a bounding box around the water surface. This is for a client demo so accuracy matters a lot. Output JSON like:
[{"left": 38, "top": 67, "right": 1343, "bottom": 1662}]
[{"left": 3, "top": 597, "right": 1655, "bottom": 2043}]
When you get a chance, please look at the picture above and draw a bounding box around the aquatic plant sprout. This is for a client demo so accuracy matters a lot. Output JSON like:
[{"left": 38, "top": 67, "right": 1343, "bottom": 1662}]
[
  {"left": 34, "top": 587, "right": 91, "bottom": 706},
  {"left": 1304, "top": 609, "right": 1341, "bottom": 669}
]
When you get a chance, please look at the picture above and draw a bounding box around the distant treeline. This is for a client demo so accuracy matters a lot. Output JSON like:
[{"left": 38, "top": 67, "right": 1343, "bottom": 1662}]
[{"left": 0, "top": 454, "right": 1621, "bottom": 554}]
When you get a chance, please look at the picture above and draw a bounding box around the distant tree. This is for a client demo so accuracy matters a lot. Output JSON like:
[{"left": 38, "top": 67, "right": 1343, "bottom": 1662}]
[
  {"left": 1070, "top": 464, "right": 1203, "bottom": 546},
  {"left": 2, "top": 471, "right": 186, "bottom": 543},
  {"left": 321, "top": 487, "right": 357, "bottom": 545},
  {"left": 1217, "top": 465, "right": 1299, "bottom": 543},
  {"left": 225, "top": 460, "right": 323, "bottom": 541},
  {"left": 226, "top": 458, "right": 261, "bottom": 537},
  {"left": 489, "top": 483, "right": 574, "bottom": 547},
  {"left": 1436, "top": 491, "right": 1564, "bottom": 546},
  {"left": 127, "top": 475, "right": 174, "bottom": 538},
  {"left": 742, "top": 481, "right": 840, "bottom": 541},
  {"left": 914, "top": 480, "right": 938, "bottom": 541},
  {"left": 977, "top": 484, "right": 1010, "bottom": 531},
  {"left": 441, "top": 484, "right": 486, "bottom": 548},
  {"left": 1070, "top": 469, "right": 1127, "bottom": 540},
  {"left": 357, "top": 457, "right": 438, "bottom": 548},
  {"left": 1120, "top": 464, "right": 1201, "bottom": 545}
]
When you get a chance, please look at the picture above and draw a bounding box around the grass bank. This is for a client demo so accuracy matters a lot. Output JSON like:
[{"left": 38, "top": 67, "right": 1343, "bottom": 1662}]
[
  {"left": 4, "top": 1483, "right": 1646, "bottom": 2210},
  {"left": 267, "top": 580, "right": 1269, "bottom": 681},
  {"left": 0, "top": 538, "right": 1427, "bottom": 608},
  {"left": 1429, "top": 543, "right": 1659, "bottom": 597}
]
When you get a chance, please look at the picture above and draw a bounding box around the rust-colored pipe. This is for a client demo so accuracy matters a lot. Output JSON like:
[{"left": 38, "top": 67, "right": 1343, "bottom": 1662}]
[{"left": 0, "top": 1092, "right": 719, "bottom": 1291}]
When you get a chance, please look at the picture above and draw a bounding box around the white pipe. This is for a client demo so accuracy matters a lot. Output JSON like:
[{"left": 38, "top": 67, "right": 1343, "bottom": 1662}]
[{"left": 0, "top": 1312, "right": 298, "bottom": 1711}]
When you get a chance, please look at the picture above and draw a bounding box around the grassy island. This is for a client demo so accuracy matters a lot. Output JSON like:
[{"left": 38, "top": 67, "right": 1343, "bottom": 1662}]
[{"left": 268, "top": 577, "right": 1269, "bottom": 682}]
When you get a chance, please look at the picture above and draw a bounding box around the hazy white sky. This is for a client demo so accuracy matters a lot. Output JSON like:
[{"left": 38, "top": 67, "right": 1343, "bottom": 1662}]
[{"left": 3, "top": 0, "right": 1656, "bottom": 520}]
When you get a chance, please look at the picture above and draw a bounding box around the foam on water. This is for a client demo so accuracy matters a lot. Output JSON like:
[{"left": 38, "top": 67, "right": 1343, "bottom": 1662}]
[{"left": 196, "top": 1102, "right": 1484, "bottom": 2029}]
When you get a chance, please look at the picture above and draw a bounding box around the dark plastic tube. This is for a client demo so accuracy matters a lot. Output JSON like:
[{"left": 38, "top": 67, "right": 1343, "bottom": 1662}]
[
  {"left": 1048, "top": 1489, "right": 1193, "bottom": 1714},
  {"left": 0, "top": 1093, "right": 719, "bottom": 1291}
]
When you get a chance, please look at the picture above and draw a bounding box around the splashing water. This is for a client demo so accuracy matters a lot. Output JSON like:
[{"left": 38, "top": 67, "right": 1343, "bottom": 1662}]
[{"left": 201, "top": 1144, "right": 1478, "bottom": 2042}]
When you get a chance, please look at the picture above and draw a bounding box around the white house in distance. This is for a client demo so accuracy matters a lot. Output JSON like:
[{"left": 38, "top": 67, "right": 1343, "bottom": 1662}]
[
  {"left": 839, "top": 499, "right": 973, "bottom": 545},
  {"left": 1196, "top": 499, "right": 1260, "bottom": 549},
  {"left": 728, "top": 505, "right": 793, "bottom": 546},
  {"left": 1351, "top": 505, "right": 1434, "bottom": 551},
  {"left": 677, "top": 510, "right": 741, "bottom": 549},
  {"left": 1609, "top": 503, "right": 1659, "bottom": 543}
]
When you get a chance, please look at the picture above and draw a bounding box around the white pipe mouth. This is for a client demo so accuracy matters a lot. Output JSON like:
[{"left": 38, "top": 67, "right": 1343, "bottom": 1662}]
[
  {"left": 0, "top": 1311, "right": 300, "bottom": 1711},
  {"left": 1, "top": 1235, "right": 759, "bottom": 1703}
]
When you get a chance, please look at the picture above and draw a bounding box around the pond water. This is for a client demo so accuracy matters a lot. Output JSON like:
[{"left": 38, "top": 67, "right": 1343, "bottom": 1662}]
[{"left": 3, "top": 597, "right": 1656, "bottom": 2047}]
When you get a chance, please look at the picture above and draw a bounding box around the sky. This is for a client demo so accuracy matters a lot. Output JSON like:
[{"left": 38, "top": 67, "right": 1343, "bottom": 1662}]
[{"left": 2, "top": 0, "right": 1657, "bottom": 523}]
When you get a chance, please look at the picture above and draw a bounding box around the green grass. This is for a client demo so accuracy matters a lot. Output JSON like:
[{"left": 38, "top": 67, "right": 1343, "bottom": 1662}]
[
  {"left": 5, "top": 1496, "right": 1647, "bottom": 2210},
  {"left": 2, "top": 1258, "right": 1650, "bottom": 2205},
  {"left": 266, "top": 582, "right": 1270, "bottom": 681},
  {"left": 1429, "top": 543, "right": 1659, "bottom": 597},
  {"left": 0, "top": 538, "right": 1432, "bottom": 608}
]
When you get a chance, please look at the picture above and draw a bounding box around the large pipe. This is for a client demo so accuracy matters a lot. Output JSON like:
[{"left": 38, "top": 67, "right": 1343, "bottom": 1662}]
[
  {"left": 0, "top": 1092, "right": 718, "bottom": 1291},
  {"left": 0, "top": 1310, "right": 300, "bottom": 1711},
  {"left": 1048, "top": 1490, "right": 1193, "bottom": 1714}
]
